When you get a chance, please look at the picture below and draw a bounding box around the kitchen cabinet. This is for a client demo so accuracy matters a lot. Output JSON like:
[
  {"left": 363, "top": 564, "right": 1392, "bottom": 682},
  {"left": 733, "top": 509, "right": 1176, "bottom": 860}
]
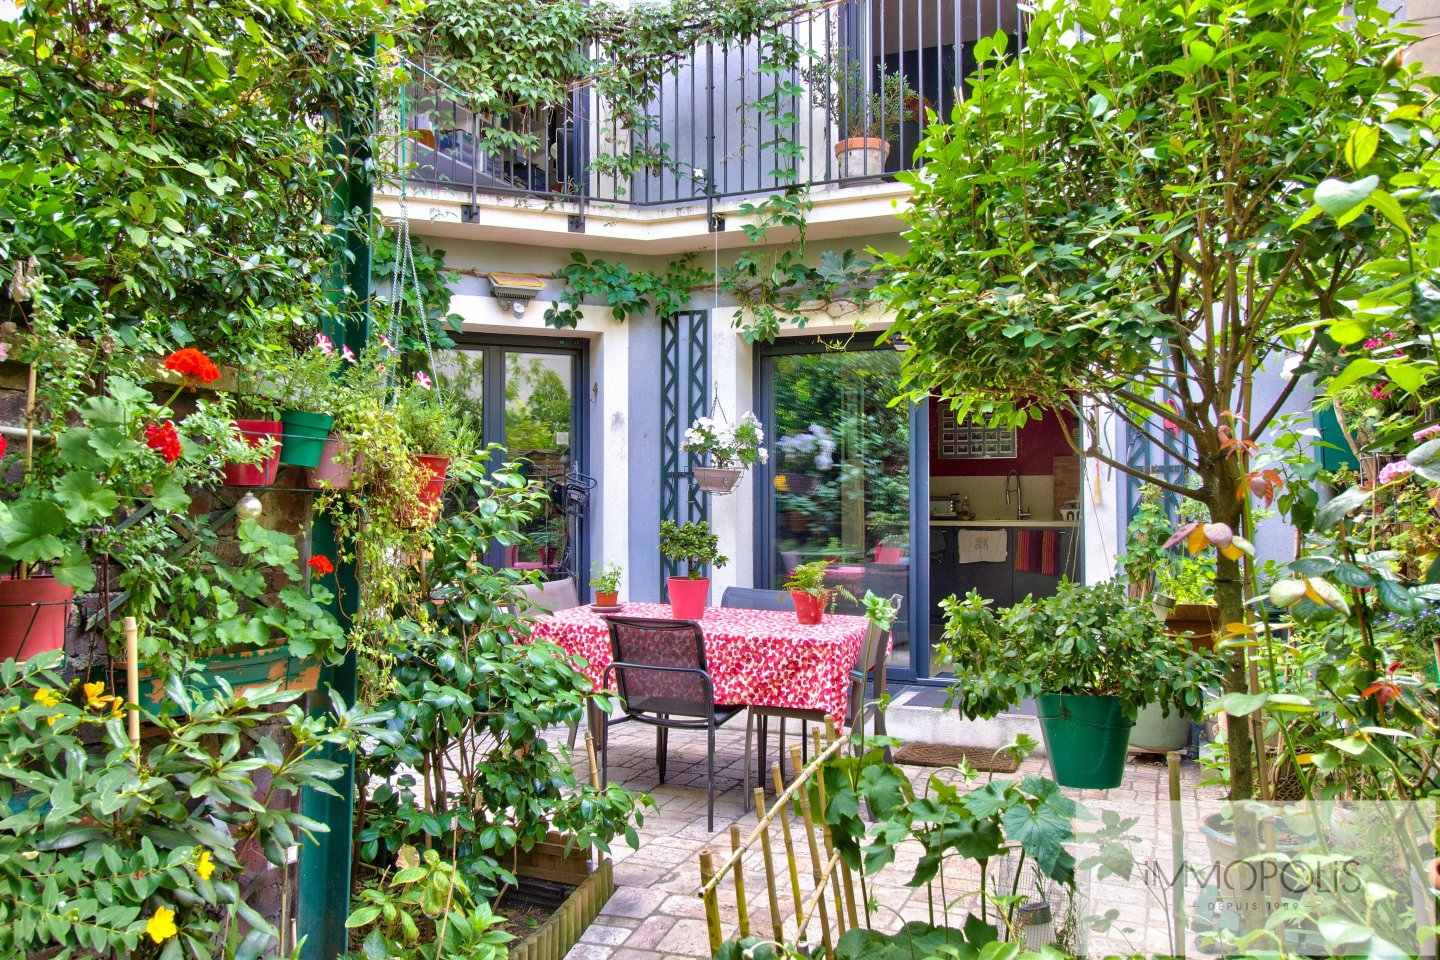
[{"left": 929, "top": 523, "right": 1077, "bottom": 622}]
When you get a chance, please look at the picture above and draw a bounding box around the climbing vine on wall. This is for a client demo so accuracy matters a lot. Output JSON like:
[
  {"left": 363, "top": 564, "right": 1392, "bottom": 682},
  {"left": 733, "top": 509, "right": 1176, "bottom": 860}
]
[{"left": 543, "top": 252, "right": 705, "bottom": 327}]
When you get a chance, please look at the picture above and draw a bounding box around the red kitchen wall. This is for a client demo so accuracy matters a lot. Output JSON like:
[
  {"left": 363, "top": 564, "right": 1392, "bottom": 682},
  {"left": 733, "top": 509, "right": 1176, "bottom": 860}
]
[{"left": 929, "top": 404, "right": 1077, "bottom": 477}]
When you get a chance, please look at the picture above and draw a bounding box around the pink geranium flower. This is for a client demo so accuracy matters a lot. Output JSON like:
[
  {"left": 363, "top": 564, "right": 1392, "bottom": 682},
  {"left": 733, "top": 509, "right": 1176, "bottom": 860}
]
[
  {"left": 1378, "top": 460, "right": 1415, "bottom": 485},
  {"left": 415, "top": 370, "right": 432, "bottom": 390},
  {"left": 1414, "top": 424, "right": 1440, "bottom": 442},
  {"left": 315, "top": 333, "right": 335, "bottom": 356},
  {"left": 341, "top": 345, "right": 356, "bottom": 363}
]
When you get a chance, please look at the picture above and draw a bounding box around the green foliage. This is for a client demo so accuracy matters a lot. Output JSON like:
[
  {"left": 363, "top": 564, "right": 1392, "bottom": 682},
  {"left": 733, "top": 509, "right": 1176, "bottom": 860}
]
[
  {"left": 0, "top": 651, "right": 394, "bottom": 959},
  {"left": 803, "top": 55, "right": 916, "bottom": 142},
  {"left": 354, "top": 467, "right": 648, "bottom": 898},
  {"left": 939, "top": 580, "right": 1223, "bottom": 720},
  {"left": 591, "top": 562, "right": 623, "bottom": 594},
  {"left": 543, "top": 253, "right": 704, "bottom": 328},
  {"left": 395, "top": 383, "right": 473, "bottom": 459},
  {"left": 270, "top": 337, "right": 348, "bottom": 414},
  {"left": 681, "top": 411, "right": 767, "bottom": 469},
  {"left": 344, "top": 846, "right": 511, "bottom": 960},
  {"left": 659, "top": 520, "right": 727, "bottom": 578},
  {"left": 372, "top": 223, "right": 463, "bottom": 367},
  {"left": 782, "top": 559, "right": 830, "bottom": 595},
  {"left": 0, "top": 377, "right": 251, "bottom": 591},
  {"left": 0, "top": 0, "right": 406, "bottom": 368}
]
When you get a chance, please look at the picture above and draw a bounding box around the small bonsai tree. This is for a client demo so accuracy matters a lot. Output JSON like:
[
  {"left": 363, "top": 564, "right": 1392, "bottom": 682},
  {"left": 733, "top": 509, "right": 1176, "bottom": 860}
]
[{"left": 659, "top": 520, "right": 727, "bottom": 579}]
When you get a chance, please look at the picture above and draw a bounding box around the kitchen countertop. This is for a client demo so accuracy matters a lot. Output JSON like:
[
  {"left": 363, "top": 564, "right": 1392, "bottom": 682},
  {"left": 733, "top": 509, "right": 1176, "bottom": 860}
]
[{"left": 930, "top": 519, "right": 1077, "bottom": 528}]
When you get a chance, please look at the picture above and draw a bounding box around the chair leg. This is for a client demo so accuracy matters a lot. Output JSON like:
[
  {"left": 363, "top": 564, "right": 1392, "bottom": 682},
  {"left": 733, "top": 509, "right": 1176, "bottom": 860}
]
[
  {"left": 801, "top": 719, "right": 809, "bottom": 763},
  {"left": 758, "top": 713, "right": 769, "bottom": 788},
  {"left": 744, "top": 711, "right": 754, "bottom": 813},
  {"left": 778, "top": 716, "right": 787, "bottom": 781},
  {"left": 706, "top": 723, "right": 716, "bottom": 832},
  {"left": 656, "top": 721, "right": 669, "bottom": 785}
]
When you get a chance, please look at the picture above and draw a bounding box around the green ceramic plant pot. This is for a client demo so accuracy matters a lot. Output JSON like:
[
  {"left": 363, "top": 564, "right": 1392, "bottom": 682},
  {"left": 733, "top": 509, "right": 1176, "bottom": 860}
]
[
  {"left": 1036, "top": 693, "right": 1133, "bottom": 789},
  {"left": 279, "top": 410, "right": 334, "bottom": 468}
]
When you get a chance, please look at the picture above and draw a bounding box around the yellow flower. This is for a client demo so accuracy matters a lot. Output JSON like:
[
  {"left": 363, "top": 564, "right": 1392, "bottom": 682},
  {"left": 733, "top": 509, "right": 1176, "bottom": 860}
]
[
  {"left": 32, "top": 688, "right": 61, "bottom": 708},
  {"left": 194, "top": 849, "right": 214, "bottom": 881},
  {"left": 83, "top": 681, "right": 107, "bottom": 709},
  {"left": 145, "top": 906, "right": 178, "bottom": 944}
]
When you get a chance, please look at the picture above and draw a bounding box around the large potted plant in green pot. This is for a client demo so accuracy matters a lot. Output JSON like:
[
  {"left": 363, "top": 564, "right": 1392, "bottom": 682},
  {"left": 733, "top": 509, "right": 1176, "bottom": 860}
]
[
  {"left": 272, "top": 334, "right": 343, "bottom": 469},
  {"left": 784, "top": 559, "right": 833, "bottom": 625},
  {"left": 938, "top": 579, "right": 1223, "bottom": 789},
  {"left": 659, "top": 520, "right": 727, "bottom": 620}
]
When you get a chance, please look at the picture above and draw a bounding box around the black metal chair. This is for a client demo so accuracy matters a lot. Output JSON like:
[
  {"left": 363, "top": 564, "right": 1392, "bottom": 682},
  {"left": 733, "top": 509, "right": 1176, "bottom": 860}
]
[{"left": 600, "top": 616, "right": 741, "bottom": 830}]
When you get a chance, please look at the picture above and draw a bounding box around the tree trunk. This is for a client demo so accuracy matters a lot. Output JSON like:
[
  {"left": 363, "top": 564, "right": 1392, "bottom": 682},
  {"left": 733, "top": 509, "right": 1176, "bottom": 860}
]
[{"left": 1208, "top": 476, "right": 1256, "bottom": 801}]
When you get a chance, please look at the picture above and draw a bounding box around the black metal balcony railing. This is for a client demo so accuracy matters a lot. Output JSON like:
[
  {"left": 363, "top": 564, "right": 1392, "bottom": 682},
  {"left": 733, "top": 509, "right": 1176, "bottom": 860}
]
[{"left": 397, "top": 0, "right": 1025, "bottom": 209}]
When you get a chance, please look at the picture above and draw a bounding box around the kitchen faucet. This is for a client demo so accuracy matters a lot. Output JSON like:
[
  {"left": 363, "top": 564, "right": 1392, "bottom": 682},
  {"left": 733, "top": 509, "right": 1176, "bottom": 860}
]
[{"left": 1004, "top": 470, "right": 1031, "bottom": 520}]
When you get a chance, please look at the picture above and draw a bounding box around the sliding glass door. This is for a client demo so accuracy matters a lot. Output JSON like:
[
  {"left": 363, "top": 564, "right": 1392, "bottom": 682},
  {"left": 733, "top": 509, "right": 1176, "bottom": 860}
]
[
  {"left": 435, "top": 336, "right": 588, "bottom": 584},
  {"left": 757, "top": 338, "right": 926, "bottom": 678}
]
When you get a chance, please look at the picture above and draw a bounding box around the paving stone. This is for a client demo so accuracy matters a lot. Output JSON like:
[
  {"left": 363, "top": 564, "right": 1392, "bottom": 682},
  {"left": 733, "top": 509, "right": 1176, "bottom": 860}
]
[
  {"left": 624, "top": 915, "right": 679, "bottom": 951},
  {"left": 604, "top": 885, "right": 672, "bottom": 919},
  {"left": 579, "top": 924, "right": 634, "bottom": 946}
]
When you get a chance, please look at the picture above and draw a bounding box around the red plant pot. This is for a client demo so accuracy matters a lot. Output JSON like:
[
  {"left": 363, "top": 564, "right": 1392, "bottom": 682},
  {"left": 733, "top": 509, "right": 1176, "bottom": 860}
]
[
  {"left": 594, "top": 591, "right": 619, "bottom": 607},
  {"left": 667, "top": 576, "right": 709, "bottom": 620},
  {"left": 0, "top": 576, "right": 74, "bottom": 662},
  {"left": 223, "top": 419, "right": 282, "bottom": 487},
  {"left": 415, "top": 454, "right": 450, "bottom": 505},
  {"left": 792, "top": 590, "right": 826, "bottom": 625}
]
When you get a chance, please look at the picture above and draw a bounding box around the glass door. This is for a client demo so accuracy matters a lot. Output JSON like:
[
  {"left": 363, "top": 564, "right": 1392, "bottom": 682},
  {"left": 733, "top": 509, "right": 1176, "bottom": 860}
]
[
  {"left": 435, "top": 337, "right": 587, "bottom": 584},
  {"left": 757, "top": 339, "right": 923, "bottom": 677}
]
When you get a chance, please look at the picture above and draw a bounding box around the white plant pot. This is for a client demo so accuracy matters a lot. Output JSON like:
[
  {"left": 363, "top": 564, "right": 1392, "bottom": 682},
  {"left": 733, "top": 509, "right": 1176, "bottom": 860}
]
[
  {"left": 834, "top": 137, "right": 890, "bottom": 179},
  {"left": 1128, "top": 702, "right": 1190, "bottom": 753}
]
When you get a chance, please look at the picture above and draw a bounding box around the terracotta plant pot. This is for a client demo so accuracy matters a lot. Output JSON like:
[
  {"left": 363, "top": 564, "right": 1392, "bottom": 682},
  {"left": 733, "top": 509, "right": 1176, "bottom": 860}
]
[
  {"left": 415, "top": 454, "right": 450, "bottom": 506},
  {"left": 0, "top": 576, "right": 74, "bottom": 661},
  {"left": 792, "top": 590, "right": 826, "bottom": 625},
  {"left": 667, "top": 576, "right": 709, "bottom": 620},
  {"left": 223, "top": 419, "right": 283, "bottom": 487},
  {"left": 594, "top": 591, "right": 619, "bottom": 607},
  {"left": 834, "top": 136, "right": 891, "bottom": 178},
  {"left": 307, "top": 437, "right": 358, "bottom": 490}
]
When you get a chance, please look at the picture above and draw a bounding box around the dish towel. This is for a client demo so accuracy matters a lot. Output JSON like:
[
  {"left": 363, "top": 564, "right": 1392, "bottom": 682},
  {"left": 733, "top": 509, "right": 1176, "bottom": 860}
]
[
  {"left": 1040, "top": 530, "right": 1059, "bottom": 576},
  {"left": 956, "top": 530, "right": 1008, "bottom": 564},
  {"left": 1015, "top": 532, "right": 1035, "bottom": 572}
]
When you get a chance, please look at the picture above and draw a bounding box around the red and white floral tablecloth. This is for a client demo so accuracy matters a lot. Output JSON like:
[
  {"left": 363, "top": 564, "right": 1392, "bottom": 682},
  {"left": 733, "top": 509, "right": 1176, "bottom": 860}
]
[{"left": 529, "top": 602, "right": 872, "bottom": 723}]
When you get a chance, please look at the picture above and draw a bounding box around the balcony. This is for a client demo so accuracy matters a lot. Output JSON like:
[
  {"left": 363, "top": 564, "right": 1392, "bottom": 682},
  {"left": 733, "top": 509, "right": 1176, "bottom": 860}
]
[{"left": 395, "top": 0, "right": 1028, "bottom": 213}]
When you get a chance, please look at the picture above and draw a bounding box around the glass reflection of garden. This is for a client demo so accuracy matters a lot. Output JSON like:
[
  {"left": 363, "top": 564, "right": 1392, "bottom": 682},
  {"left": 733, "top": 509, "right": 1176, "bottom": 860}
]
[{"left": 769, "top": 348, "right": 913, "bottom": 664}]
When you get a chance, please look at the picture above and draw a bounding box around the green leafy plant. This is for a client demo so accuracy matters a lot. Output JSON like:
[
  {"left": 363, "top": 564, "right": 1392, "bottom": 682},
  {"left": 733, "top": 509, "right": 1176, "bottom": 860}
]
[
  {"left": 0, "top": 650, "right": 394, "bottom": 959},
  {"left": 803, "top": 55, "right": 916, "bottom": 142},
  {"left": 939, "top": 580, "right": 1224, "bottom": 721},
  {"left": 658, "top": 519, "right": 727, "bottom": 579},
  {"left": 681, "top": 411, "right": 767, "bottom": 469},
  {"left": 354, "top": 466, "right": 648, "bottom": 899},
  {"left": 344, "top": 846, "right": 512, "bottom": 960},
  {"left": 543, "top": 253, "right": 705, "bottom": 329},
  {"left": 591, "top": 562, "right": 623, "bottom": 594},
  {"left": 395, "top": 383, "right": 472, "bottom": 459},
  {"left": 783, "top": 558, "right": 831, "bottom": 596},
  {"left": 271, "top": 336, "right": 347, "bottom": 414}
]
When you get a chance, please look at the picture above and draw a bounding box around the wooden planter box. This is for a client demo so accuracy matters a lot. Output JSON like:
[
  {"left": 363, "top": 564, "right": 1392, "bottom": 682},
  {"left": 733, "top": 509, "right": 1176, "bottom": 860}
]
[
  {"left": 1163, "top": 602, "right": 1218, "bottom": 650},
  {"left": 509, "top": 833, "right": 615, "bottom": 960},
  {"left": 97, "top": 645, "right": 319, "bottom": 717}
]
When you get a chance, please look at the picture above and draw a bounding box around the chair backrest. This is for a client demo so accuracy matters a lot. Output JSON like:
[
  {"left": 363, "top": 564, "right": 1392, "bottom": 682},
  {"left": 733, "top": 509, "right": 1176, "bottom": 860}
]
[
  {"left": 719, "top": 586, "right": 795, "bottom": 612},
  {"left": 848, "top": 594, "right": 903, "bottom": 726},
  {"left": 605, "top": 616, "right": 712, "bottom": 718},
  {"left": 517, "top": 576, "right": 581, "bottom": 613}
]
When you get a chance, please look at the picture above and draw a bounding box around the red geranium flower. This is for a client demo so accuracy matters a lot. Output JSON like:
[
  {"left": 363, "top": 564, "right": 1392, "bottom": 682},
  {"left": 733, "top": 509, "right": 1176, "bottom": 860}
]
[
  {"left": 163, "top": 348, "right": 220, "bottom": 385},
  {"left": 308, "top": 555, "right": 335, "bottom": 576},
  {"left": 0, "top": 434, "right": 8, "bottom": 460},
  {"left": 144, "top": 421, "right": 181, "bottom": 463}
]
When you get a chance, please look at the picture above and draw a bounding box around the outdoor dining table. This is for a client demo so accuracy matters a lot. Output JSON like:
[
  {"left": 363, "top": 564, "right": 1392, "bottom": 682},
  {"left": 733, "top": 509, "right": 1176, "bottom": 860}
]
[{"left": 528, "top": 601, "right": 874, "bottom": 732}]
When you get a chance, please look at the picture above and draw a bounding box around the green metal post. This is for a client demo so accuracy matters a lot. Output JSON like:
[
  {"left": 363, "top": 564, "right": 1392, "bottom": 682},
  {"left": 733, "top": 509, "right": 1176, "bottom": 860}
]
[{"left": 297, "top": 33, "right": 375, "bottom": 960}]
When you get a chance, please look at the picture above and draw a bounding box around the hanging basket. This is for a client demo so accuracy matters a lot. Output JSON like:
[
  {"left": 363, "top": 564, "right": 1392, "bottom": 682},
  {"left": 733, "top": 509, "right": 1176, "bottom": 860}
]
[{"left": 693, "top": 466, "right": 743, "bottom": 495}]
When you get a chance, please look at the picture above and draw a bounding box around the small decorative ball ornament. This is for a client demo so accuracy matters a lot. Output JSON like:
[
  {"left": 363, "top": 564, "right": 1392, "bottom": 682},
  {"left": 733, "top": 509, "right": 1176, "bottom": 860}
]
[{"left": 236, "top": 492, "right": 263, "bottom": 520}]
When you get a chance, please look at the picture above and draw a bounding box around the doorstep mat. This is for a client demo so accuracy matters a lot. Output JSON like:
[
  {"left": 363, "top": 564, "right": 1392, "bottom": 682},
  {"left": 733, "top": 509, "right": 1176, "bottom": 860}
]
[{"left": 893, "top": 742, "right": 1020, "bottom": 773}]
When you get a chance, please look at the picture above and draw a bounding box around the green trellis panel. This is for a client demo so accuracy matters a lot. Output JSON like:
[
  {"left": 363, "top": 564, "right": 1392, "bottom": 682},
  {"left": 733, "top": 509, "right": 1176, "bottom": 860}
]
[{"left": 659, "top": 310, "right": 710, "bottom": 590}]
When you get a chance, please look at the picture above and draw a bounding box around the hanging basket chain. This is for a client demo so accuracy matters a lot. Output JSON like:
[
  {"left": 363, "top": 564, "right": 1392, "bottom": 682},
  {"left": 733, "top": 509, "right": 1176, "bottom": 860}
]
[{"left": 385, "top": 82, "right": 443, "bottom": 408}]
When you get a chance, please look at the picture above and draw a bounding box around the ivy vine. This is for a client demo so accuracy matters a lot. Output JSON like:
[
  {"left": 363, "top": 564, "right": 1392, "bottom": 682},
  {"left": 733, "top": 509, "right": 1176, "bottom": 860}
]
[{"left": 543, "top": 252, "right": 705, "bottom": 327}]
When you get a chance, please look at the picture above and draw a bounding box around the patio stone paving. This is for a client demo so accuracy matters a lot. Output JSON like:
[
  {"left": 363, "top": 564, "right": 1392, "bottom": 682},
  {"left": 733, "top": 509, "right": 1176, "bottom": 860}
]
[{"left": 552, "top": 712, "right": 1228, "bottom": 959}]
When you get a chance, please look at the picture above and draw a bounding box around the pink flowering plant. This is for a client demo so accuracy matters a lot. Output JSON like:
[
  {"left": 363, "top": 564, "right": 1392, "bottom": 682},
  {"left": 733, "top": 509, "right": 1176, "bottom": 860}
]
[{"left": 268, "top": 334, "right": 348, "bottom": 414}]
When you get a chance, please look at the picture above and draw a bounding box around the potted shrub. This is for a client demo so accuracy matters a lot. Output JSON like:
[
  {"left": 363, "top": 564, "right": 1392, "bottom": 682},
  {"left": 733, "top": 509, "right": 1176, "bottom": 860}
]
[
  {"left": 396, "top": 379, "right": 468, "bottom": 511},
  {"left": 659, "top": 520, "right": 727, "bottom": 620},
  {"left": 784, "top": 559, "right": 832, "bottom": 625},
  {"left": 938, "top": 579, "right": 1223, "bottom": 788},
  {"left": 682, "top": 411, "right": 767, "bottom": 495},
  {"left": 805, "top": 56, "right": 916, "bottom": 179},
  {"left": 592, "top": 562, "right": 622, "bottom": 607},
  {"left": 272, "top": 335, "right": 343, "bottom": 469},
  {"left": 1118, "top": 488, "right": 1219, "bottom": 649}
]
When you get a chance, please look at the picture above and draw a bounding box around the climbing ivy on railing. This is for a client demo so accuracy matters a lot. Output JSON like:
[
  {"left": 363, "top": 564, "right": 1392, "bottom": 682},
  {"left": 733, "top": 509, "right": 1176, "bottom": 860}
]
[{"left": 543, "top": 253, "right": 706, "bottom": 328}]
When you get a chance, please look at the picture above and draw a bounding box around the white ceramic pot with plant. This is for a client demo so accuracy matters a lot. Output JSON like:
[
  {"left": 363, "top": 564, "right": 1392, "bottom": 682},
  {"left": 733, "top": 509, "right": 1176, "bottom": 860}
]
[
  {"left": 682, "top": 411, "right": 767, "bottom": 495},
  {"left": 806, "top": 56, "right": 915, "bottom": 179}
]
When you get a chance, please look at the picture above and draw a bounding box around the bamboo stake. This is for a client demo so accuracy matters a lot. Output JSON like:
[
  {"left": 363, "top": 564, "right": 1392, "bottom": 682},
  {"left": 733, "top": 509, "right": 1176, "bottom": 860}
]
[
  {"left": 818, "top": 725, "right": 859, "bottom": 930},
  {"left": 754, "top": 787, "right": 785, "bottom": 945},
  {"left": 1167, "top": 752, "right": 1187, "bottom": 959},
  {"left": 123, "top": 616, "right": 140, "bottom": 747},
  {"left": 806, "top": 731, "right": 846, "bottom": 932},
  {"left": 698, "top": 847, "right": 724, "bottom": 956},
  {"left": 696, "top": 733, "right": 847, "bottom": 897},
  {"left": 771, "top": 762, "right": 807, "bottom": 940},
  {"left": 790, "top": 744, "right": 835, "bottom": 958},
  {"left": 584, "top": 732, "right": 601, "bottom": 790},
  {"left": 19, "top": 364, "right": 34, "bottom": 579},
  {"left": 729, "top": 825, "right": 750, "bottom": 939}
]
